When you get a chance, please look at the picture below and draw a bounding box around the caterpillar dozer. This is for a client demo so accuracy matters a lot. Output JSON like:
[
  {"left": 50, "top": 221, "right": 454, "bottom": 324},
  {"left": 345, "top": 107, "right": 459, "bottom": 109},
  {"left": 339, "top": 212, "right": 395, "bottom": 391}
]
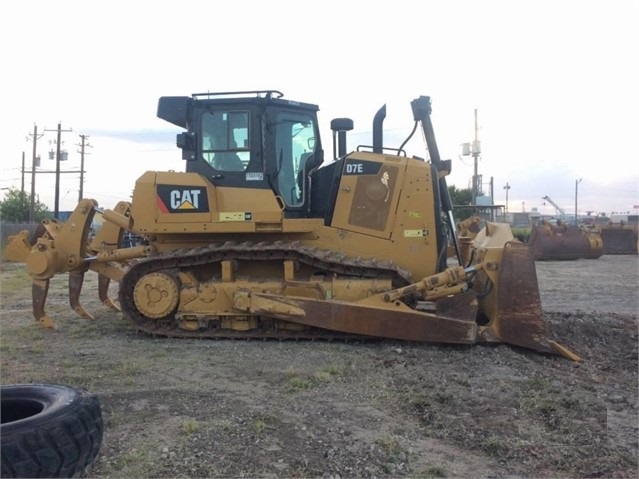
[{"left": 4, "top": 90, "right": 580, "bottom": 361}]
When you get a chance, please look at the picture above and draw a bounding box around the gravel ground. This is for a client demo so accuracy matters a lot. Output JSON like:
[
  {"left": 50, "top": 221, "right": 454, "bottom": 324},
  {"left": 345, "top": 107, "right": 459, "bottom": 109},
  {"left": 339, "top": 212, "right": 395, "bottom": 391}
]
[{"left": 0, "top": 255, "right": 637, "bottom": 478}]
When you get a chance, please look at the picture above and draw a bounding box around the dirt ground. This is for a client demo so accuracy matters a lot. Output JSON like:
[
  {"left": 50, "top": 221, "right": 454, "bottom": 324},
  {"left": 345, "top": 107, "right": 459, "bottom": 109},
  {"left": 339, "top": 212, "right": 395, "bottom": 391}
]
[{"left": 0, "top": 255, "right": 637, "bottom": 478}]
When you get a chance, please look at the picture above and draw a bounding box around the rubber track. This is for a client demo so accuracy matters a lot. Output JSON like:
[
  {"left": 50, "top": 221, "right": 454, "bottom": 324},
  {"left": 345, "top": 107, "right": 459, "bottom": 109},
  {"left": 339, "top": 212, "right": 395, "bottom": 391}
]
[{"left": 119, "top": 240, "right": 413, "bottom": 340}]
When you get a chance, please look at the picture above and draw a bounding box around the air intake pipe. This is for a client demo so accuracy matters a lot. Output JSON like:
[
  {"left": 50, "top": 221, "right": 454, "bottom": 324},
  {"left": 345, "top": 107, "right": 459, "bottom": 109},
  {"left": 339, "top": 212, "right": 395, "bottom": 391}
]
[{"left": 330, "top": 118, "right": 354, "bottom": 160}]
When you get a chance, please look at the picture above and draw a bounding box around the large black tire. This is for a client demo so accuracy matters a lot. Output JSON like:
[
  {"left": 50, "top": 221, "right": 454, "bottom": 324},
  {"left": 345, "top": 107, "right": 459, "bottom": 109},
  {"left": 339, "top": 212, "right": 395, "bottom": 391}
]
[{"left": 1, "top": 384, "right": 104, "bottom": 478}]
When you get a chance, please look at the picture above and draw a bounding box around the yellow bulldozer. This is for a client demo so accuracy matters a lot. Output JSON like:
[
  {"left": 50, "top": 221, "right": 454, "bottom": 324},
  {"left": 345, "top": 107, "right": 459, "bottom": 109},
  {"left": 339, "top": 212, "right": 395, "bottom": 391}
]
[{"left": 3, "top": 90, "right": 580, "bottom": 361}]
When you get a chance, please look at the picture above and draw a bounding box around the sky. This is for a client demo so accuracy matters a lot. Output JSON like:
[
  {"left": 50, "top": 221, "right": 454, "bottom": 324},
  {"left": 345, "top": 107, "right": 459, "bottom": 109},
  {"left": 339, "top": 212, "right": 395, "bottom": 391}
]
[{"left": 1, "top": 0, "right": 638, "bottom": 218}]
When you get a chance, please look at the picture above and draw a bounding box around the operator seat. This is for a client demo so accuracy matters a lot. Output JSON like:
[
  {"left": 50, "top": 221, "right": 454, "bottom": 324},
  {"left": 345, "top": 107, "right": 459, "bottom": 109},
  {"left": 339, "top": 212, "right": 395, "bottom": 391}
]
[{"left": 213, "top": 139, "right": 244, "bottom": 171}]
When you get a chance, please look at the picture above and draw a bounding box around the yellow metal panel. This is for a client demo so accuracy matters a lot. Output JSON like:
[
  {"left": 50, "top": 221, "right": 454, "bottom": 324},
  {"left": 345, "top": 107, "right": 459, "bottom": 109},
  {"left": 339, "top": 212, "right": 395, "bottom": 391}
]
[{"left": 331, "top": 152, "right": 405, "bottom": 239}]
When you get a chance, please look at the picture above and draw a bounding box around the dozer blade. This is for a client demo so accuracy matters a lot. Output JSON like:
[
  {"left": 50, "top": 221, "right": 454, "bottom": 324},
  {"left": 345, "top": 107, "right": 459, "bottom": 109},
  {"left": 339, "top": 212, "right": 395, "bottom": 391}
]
[
  {"left": 32, "top": 279, "right": 55, "bottom": 328},
  {"left": 69, "top": 269, "right": 95, "bottom": 320},
  {"left": 98, "top": 274, "right": 121, "bottom": 311},
  {"left": 490, "top": 241, "right": 581, "bottom": 361}
]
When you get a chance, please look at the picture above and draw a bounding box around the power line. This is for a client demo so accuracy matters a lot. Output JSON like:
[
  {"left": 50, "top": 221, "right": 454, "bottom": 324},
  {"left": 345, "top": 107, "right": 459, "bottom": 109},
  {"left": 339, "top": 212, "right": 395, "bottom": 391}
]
[
  {"left": 27, "top": 124, "right": 44, "bottom": 222},
  {"left": 76, "top": 134, "right": 92, "bottom": 201}
]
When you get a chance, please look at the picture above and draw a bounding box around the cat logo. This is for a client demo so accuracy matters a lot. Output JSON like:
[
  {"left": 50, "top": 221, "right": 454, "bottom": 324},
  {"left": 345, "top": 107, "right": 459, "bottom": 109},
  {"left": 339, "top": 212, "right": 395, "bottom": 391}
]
[{"left": 156, "top": 185, "right": 210, "bottom": 213}]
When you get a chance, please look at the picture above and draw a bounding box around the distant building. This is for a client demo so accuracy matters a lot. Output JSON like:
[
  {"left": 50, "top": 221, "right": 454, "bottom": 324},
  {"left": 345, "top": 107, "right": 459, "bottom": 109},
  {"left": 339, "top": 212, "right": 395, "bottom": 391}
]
[{"left": 609, "top": 214, "right": 638, "bottom": 225}]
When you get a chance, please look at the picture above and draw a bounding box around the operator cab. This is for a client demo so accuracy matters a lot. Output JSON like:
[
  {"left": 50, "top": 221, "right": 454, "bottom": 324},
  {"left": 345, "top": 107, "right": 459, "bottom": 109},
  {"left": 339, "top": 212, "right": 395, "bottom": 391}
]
[{"left": 157, "top": 90, "right": 323, "bottom": 218}]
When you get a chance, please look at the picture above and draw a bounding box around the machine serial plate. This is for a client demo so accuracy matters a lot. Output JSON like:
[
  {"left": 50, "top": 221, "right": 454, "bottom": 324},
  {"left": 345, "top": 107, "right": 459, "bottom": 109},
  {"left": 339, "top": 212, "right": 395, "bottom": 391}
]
[
  {"left": 404, "top": 229, "right": 428, "bottom": 237},
  {"left": 220, "top": 212, "right": 253, "bottom": 221}
]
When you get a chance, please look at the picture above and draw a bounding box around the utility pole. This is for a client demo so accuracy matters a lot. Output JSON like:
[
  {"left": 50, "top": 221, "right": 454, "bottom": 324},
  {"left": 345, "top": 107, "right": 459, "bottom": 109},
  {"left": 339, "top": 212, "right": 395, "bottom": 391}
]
[
  {"left": 471, "top": 109, "right": 480, "bottom": 207},
  {"left": 489, "top": 176, "right": 494, "bottom": 221},
  {"left": 27, "top": 125, "right": 44, "bottom": 222},
  {"left": 21, "top": 152, "right": 25, "bottom": 193},
  {"left": 77, "top": 134, "right": 91, "bottom": 201},
  {"left": 503, "top": 182, "right": 511, "bottom": 216},
  {"left": 45, "top": 122, "right": 72, "bottom": 219},
  {"left": 575, "top": 178, "right": 582, "bottom": 224}
]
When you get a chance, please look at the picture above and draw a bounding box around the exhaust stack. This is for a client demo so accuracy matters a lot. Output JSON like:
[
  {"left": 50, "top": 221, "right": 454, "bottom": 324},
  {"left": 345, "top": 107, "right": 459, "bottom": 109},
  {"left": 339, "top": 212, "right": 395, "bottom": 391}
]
[{"left": 372, "top": 104, "right": 386, "bottom": 153}]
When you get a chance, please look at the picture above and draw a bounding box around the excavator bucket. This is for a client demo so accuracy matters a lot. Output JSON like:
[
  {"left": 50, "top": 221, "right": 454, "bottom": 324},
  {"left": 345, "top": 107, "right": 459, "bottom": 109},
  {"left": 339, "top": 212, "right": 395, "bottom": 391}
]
[
  {"left": 600, "top": 224, "right": 639, "bottom": 254},
  {"left": 528, "top": 221, "right": 603, "bottom": 260}
]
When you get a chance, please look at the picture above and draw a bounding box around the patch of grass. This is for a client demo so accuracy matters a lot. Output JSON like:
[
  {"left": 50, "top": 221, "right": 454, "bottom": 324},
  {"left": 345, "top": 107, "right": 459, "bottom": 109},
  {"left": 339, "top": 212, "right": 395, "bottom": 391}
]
[
  {"left": 286, "top": 364, "right": 343, "bottom": 390},
  {"left": 378, "top": 434, "right": 402, "bottom": 457},
  {"left": 115, "top": 361, "right": 143, "bottom": 375},
  {"left": 0, "top": 324, "right": 47, "bottom": 357},
  {"left": 286, "top": 368, "right": 313, "bottom": 390},
  {"left": 289, "top": 376, "right": 312, "bottom": 390},
  {"left": 433, "top": 391, "right": 454, "bottom": 405},
  {"left": 319, "top": 364, "right": 342, "bottom": 376},
  {"left": 105, "top": 409, "right": 127, "bottom": 428},
  {"left": 520, "top": 375, "right": 581, "bottom": 432},
  {"left": 0, "top": 267, "right": 31, "bottom": 297},
  {"left": 524, "top": 374, "right": 553, "bottom": 391},
  {"left": 251, "top": 414, "right": 274, "bottom": 435},
  {"left": 181, "top": 418, "right": 200, "bottom": 436},
  {"left": 111, "top": 446, "right": 153, "bottom": 475},
  {"left": 521, "top": 396, "right": 562, "bottom": 430},
  {"left": 253, "top": 417, "right": 267, "bottom": 434},
  {"left": 480, "top": 435, "right": 510, "bottom": 457},
  {"left": 314, "top": 364, "right": 342, "bottom": 382},
  {"left": 377, "top": 434, "right": 407, "bottom": 475},
  {"left": 418, "top": 465, "right": 448, "bottom": 478},
  {"left": 149, "top": 349, "right": 168, "bottom": 359}
]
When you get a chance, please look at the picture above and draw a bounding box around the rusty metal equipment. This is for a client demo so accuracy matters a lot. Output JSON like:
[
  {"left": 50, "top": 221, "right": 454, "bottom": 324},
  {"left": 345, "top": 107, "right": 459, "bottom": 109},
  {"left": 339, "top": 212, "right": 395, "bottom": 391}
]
[
  {"left": 3, "top": 91, "right": 580, "bottom": 361},
  {"left": 528, "top": 220, "right": 603, "bottom": 260},
  {"left": 599, "top": 220, "right": 639, "bottom": 255}
]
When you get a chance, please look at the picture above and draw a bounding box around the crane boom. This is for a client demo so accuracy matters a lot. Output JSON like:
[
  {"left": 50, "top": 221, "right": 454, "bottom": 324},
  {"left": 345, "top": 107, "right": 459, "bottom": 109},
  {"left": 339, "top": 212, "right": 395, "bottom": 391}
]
[{"left": 542, "top": 195, "right": 567, "bottom": 218}]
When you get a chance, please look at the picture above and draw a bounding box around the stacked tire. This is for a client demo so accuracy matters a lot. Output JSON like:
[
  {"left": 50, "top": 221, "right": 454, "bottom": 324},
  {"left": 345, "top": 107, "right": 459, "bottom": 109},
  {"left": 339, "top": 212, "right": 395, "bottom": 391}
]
[{"left": 1, "top": 384, "right": 104, "bottom": 478}]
